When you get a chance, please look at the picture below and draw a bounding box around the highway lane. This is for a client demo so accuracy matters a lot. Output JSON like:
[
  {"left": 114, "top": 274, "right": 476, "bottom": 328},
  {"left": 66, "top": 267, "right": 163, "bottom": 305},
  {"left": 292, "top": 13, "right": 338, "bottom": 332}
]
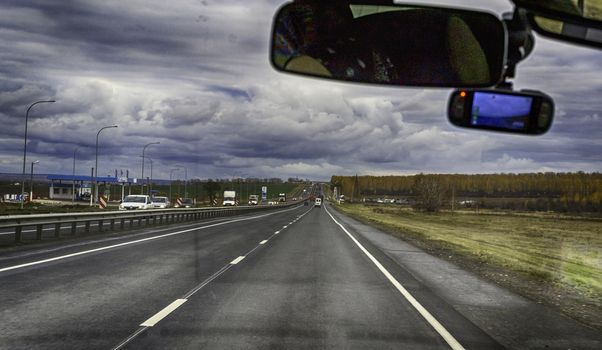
[
  {"left": 118, "top": 204, "right": 502, "bottom": 349},
  {"left": 0, "top": 205, "right": 308, "bottom": 350},
  {"left": 0, "top": 200, "right": 504, "bottom": 350}
]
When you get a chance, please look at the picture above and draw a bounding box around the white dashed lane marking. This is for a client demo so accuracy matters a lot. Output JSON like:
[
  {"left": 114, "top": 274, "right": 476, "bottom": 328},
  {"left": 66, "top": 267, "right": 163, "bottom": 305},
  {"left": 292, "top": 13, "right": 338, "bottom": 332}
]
[
  {"left": 230, "top": 256, "right": 245, "bottom": 265},
  {"left": 140, "top": 299, "right": 187, "bottom": 327}
]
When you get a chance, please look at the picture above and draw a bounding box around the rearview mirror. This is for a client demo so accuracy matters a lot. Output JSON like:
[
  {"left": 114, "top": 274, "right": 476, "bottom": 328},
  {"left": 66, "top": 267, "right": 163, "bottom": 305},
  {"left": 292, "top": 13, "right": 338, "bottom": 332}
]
[
  {"left": 271, "top": 2, "right": 507, "bottom": 87},
  {"left": 448, "top": 89, "right": 554, "bottom": 135}
]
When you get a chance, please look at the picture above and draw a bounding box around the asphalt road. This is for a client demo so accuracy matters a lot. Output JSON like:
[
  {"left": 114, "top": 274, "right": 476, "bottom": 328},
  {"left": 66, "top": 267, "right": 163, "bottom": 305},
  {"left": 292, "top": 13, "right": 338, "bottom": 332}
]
[{"left": 0, "top": 203, "right": 599, "bottom": 349}]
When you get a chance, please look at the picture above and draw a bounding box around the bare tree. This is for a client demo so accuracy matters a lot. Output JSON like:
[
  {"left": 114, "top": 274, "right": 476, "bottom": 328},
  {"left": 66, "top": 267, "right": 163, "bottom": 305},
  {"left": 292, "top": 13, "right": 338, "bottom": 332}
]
[{"left": 412, "top": 174, "right": 448, "bottom": 212}]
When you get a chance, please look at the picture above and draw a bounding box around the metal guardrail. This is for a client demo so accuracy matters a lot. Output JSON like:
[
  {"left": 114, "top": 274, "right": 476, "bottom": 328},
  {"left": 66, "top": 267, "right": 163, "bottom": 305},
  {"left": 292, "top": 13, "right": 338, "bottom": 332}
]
[{"left": 0, "top": 202, "right": 300, "bottom": 244}]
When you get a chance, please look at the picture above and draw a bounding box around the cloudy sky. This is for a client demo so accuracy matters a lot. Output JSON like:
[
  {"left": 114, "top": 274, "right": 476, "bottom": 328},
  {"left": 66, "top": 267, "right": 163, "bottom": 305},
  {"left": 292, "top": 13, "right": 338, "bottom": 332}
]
[{"left": 0, "top": 0, "right": 600, "bottom": 181}]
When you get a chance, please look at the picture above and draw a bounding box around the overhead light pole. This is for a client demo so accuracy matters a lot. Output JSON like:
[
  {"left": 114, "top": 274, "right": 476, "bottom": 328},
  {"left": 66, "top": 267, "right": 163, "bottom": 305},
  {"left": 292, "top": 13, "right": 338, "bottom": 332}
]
[
  {"left": 174, "top": 164, "right": 188, "bottom": 198},
  {"left": 93, "top": 125, "right": 118, "bottom": 206},
  {"left": 30, "top": 160, "right": 39, "bottom": 202},
  {"left": 141, "top": 142, "right": 160, "bottom": 194},
  {"left": 21, "top": 100, "right": 55, "bottom": 209},
  {"left": 169, "top": 168, "right": 180, "bottom": 201},
  {"left": 239, "top": 173, "right": 248, "bottom": 204},
  {"left": 149, "top": 158, "right": 153, "bottom": 195},
  {"left": 72, "top": 147, "right": 79, "bottom": 203}
]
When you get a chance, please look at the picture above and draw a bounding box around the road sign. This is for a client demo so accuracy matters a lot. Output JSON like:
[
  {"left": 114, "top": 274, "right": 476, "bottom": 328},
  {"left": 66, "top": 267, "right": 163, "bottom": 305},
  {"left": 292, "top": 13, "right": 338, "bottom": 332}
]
[
  {"left": 176, "top": 198, "right": 183, "bottom": 207},
  {"left": 99, "top": 195, "right": 107, "bottom": 209},
  {"left": 118, "top": 176, "right": 128, "bottom": 183},
  {"left": 261, "top": 186, "right": 267, "bottom": 201}
]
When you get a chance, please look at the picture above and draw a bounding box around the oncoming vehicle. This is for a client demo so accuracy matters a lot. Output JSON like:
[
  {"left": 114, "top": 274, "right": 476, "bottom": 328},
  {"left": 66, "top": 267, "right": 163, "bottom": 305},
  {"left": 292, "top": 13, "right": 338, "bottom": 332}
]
[
  {"left": 175, "top": 198, "right": 194, "bottom": 208},
  {"left": 248, "top": 194, "right": 259, "bottom": 205},
  {"left": 151, "top": 196, "right": 170, "bottom": 209},
  {"left": 223, "top": 191, "right": 236, "bottom": 206},
  {"left": 314, "top": 198, "right": 322, "bottom": 207},
  {"left": 119, "top": 195, "right": 152, "bottom": 210}
]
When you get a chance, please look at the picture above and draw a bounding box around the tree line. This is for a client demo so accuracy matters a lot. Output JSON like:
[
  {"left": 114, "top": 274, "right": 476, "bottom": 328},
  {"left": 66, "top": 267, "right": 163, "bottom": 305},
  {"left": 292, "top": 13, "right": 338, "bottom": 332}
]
[{"left": 331, "top": 172, "right": 602, "bottom": 212}]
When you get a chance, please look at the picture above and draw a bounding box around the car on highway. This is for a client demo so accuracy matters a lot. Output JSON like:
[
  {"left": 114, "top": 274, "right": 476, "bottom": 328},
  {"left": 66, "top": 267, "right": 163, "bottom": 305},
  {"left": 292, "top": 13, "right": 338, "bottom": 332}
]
[
  {"left": 248, "top": 194, "right": 259, "bottom": 205},
  {"left": 151, "top": 196, "right": 170, "bottom": 209},
  {"left": 174, "top": 198, "right": 194, "bottom": 208},
  {"left": 119, "top": 195, "right": 152, "bottom": 210},
  {"left": 314, "top": 198, "right": 322, "bottom": 207}
]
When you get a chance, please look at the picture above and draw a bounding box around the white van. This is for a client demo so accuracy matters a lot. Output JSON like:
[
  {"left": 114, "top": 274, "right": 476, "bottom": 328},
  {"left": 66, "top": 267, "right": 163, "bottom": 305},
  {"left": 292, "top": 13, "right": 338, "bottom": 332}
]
[
  {"left": 314, "top": 198, "right": 322, "bottom": 207},
  {"left": 119, "top": 195, "right": 152, "bottom": 210},
  {"left": 151, "top": 196, "right": 170, "bottom": 208}
]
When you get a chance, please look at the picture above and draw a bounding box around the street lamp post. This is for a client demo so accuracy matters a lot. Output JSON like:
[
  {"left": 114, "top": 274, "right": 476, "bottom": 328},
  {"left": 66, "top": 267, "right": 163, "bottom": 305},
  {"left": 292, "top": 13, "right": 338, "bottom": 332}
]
[
  {"left": 239, "top": 173, "right": 248, "bottom": 205},
  {"left": 21, "top": 100, "right": 55, "bottom": 209},
  {"left": 169, "top": 168, "right": 180, "bottom": 201},
  {"left": 93, "top": 125, "right": 118, "bottom": 206},
  {"left": 30, "top": 160, "right": 39, "bottom": 202},
  {"left": 175, "top": 165, "right": 188, "bottom": 198},
  {"left": 72, "top": 147, "right": 79, "bottom": 203},
  {"left": 149, "top": 158, "right": 153, "bottom": 195},
  {"left": 141, "top": 142, "right": 160, "bottom": 194}
]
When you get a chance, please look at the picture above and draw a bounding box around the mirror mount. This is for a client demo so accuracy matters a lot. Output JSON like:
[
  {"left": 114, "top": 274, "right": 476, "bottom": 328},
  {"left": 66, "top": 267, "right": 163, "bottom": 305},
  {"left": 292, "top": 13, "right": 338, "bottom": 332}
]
[{"left": 500, "top": 8, "right": 535, "bottom": 86}]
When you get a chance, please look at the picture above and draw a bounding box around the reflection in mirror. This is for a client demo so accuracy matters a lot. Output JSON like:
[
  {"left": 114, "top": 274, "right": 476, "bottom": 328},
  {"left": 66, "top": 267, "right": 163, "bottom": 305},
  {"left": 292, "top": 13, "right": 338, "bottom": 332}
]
[
  {"left": 534, "top": 16, "right": 602, "bottom": 44},
  {"left": 513, "top": 0, "right": 602, "bottom": 21},
  {"left": 448, "top": 89, "right": 554, "bottom": 135},
  {"left": 271, "top": 2, "right": 506, "bottom": 87}
]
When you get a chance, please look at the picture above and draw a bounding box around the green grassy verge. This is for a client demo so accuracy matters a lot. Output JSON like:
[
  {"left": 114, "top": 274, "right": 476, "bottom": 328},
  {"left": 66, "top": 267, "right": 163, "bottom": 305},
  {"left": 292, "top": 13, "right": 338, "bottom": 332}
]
[{"left": 336, "top": 204, "right": 602, "bottom": 300}]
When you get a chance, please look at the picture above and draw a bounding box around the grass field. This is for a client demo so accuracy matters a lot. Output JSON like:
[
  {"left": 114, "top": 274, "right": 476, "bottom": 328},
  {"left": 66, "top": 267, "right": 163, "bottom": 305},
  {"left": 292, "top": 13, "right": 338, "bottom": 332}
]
[{"left": 336, "top": 204, "right": 602, "bottom": 301}]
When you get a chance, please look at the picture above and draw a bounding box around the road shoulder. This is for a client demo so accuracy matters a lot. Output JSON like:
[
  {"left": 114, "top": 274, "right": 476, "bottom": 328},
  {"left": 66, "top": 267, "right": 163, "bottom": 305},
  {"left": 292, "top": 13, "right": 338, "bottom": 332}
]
[{"left": 327, "top": 203, "right": 602, "bottom": 350}]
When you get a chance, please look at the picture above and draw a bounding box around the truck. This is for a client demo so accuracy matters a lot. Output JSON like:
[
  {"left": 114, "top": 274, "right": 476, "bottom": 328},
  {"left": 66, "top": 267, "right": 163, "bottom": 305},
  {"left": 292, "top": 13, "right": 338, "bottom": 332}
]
[
  {"left": 248, "top": 194, "right": 259, "bottom": 205},
  {"left": 278, "top": 193, "right": 286, "bottom": 202},
  {"left": 223, "top": 190, "right": 236, "bottom": 206}
]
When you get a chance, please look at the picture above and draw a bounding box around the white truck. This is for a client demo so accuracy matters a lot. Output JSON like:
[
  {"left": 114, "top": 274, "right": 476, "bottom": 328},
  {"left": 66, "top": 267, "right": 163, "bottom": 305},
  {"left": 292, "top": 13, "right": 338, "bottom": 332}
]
[
  {"left": 119, "top": 195, "right": 152, "bottom": 210},
  {"left": 223, "top": 190, "right": 236, "bottom": 206}
]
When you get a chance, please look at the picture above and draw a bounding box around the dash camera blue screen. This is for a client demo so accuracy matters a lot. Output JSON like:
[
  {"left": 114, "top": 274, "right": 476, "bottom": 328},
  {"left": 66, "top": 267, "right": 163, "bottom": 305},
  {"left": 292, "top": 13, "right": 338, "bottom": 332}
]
[{"left": 471, "top": 92, "right": 533, "bottom": 130}]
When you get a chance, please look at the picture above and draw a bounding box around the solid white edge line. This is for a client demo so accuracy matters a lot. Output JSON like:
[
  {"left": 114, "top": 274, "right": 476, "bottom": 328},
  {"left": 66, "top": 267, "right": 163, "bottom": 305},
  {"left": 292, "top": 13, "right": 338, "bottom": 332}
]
[
  {"left": 259, "top": 240, "right": 268, "bottom": 245},
  {"left": 230, "top": 256, "right": 245, "bottom": 265},
  {"left": 324, "top": 206, "right": 465, "bottom": 350},
  {"left": 0, "top": 206, "right": 301, "bottom": 273},
  {"left": 140, "top": 299, "right": 187, "bottom": 327}
]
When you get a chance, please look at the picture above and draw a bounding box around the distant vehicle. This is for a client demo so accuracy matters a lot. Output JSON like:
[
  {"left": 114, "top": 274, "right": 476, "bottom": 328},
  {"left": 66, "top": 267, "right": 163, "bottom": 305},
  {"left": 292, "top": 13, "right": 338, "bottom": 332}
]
[
  {"left": 151, "top": 196, "right": 170, "bottom": 208},
  {"left": 119, "top": 195, "right": 152, "bottom": 210},
  {"left": 223, "top": 191, "right": 236, "bottom": 206},
  {"left": 248, "top": 194, "right": 259, "bottom": 205},
  {"left": 278, "top": 193, "right": 286, "bottom": 202},
  {"left": 314, "top": 198, "right": 322, "bottom": 207},
  {"left": 182, "top": 198, "right": 194, "bottom": 207}
]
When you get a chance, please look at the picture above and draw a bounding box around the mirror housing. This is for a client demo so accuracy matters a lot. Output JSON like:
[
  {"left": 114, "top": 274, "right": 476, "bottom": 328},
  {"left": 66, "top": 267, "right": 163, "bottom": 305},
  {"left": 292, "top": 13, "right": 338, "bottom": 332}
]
[
  {"left": 511, "top": 0, "right": 602, "bottom": 49},
  {"left": 271, "top": 1, "right": 507, "bottom": 87},
  {"left": 448, "top": 89, "right": 554, "bottom": 135}
]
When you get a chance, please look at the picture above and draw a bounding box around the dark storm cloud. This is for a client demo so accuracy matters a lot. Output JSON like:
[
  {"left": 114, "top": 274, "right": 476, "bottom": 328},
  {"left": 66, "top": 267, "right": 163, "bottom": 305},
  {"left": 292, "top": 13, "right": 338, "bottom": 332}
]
[{"left": 0, "top": 0, "right": 600, "bottom": 180}]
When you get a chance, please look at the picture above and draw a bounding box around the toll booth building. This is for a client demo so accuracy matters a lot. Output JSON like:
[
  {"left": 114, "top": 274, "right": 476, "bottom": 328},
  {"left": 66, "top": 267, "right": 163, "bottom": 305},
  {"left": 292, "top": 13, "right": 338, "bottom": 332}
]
[{"left": 47, "top": 174, "right": 133, "bottom": 200}]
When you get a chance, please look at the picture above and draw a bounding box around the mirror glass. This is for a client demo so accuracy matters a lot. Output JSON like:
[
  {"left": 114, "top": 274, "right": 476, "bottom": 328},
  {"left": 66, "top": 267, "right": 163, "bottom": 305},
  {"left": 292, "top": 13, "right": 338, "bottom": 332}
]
[
  {"left": 448, "top": 89, "right": 554, "bottom": 135},
  {"left": 271, "top": 2, "right": 506, "bottom": 87}
]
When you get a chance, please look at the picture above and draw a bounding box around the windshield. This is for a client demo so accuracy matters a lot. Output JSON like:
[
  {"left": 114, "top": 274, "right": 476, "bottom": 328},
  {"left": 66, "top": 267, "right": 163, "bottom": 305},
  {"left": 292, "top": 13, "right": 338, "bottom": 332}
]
[
  {"left": 124, "top": 196, "right": 146, "bottom": 203},
  {"left": 0, "top": 1, "right": 600, "bottom": 349}
]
